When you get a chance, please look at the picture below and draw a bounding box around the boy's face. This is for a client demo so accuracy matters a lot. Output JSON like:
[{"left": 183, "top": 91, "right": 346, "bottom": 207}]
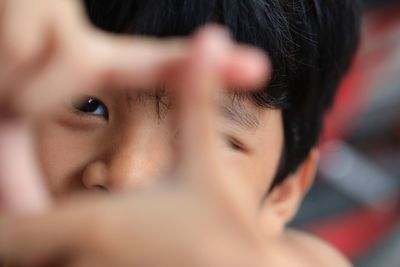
[{"left": 34, "top": 90, "right": 286, "bottom": 234}]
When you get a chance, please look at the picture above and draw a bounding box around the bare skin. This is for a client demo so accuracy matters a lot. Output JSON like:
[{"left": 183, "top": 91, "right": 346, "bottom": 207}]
[{"left": 0, "top": 0, "right": 352, "bottom": 266}]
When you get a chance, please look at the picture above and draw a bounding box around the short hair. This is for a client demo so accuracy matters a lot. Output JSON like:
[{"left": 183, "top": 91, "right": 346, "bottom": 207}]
[{"left": 83, "top": 0, "right": 362, "bottom": 188}]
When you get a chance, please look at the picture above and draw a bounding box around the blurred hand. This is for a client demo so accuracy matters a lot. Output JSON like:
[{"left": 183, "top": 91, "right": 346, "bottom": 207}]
[
  {"left": 0, "top": 0, "right": 188, "bottom": 214},
  {"left": 0, "top": 0, "right": 268, "bottom": 214},
  {"left": 0, "top": 0, "right": 265, "bottom": 116},
  {"left": 0, "top": 17, "right": 272, "bottom": 267},
  {"left": 0, "top": 0, "right": 190, "bottom": 116}
]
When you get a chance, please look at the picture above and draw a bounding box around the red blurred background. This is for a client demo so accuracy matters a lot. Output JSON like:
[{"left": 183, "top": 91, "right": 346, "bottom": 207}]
[{"left": 292, "top": 2, "right": 400, "bottom": 266}]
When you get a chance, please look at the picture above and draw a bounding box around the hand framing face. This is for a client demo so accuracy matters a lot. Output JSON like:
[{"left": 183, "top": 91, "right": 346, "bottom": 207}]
[{"left": 0, "top": 1, "right": 272, "bottom": 266}]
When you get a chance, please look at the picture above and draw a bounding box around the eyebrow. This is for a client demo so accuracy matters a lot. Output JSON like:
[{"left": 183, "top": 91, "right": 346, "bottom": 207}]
[
  {"left": 220, "top": 100, "right": 260, "bottom": 130},
  {"left": 125, "top": 90, "right": 260, "bottom": 130}
]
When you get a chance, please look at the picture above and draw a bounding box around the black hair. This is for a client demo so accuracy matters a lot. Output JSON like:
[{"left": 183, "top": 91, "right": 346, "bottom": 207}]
[{"left": 83, "top": 0, "right": 362, "bottom": 188}]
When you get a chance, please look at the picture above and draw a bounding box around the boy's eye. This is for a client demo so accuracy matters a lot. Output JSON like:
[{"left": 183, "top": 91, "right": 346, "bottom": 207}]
[
  {"left": 225, "top": 136, "right": 245, "bottom": 152},
  {"left": 73, "top": 97, "right": 109, "bottom": 119},
  {"left": 172, "top": 131, "right": 246, "bottom": 153}
]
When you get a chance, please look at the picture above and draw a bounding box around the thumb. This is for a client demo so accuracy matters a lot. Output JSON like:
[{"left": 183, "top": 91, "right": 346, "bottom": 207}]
[{"left": 0, "top": 120, "right": 50, "bottom": 215}]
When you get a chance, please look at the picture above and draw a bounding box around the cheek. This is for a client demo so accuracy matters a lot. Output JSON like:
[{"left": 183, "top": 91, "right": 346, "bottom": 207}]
[
  {"left": 34, "top": 122, "right": 98, "bottom": 195},
  {"left": 226, "top": 148, "right": 281, "bottom": 204},
  {"left": 226, "top": 117, "right": 284, "bottom": 204},
  {"left": 251, "top": 148, "right": 282, "bottom": 199}
]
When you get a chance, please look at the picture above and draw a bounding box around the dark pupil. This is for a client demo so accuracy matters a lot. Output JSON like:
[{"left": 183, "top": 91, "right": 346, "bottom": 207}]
[{"left": 76, "top": 98, "right": 99, "bottom": 113}]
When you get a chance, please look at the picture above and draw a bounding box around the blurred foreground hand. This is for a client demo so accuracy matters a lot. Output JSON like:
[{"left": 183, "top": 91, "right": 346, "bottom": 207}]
[
  {"left": 0, "top": 0, "right": 273, "bottom": 266},
  {"left": 0, "top": 0, "right": 191, "bottom": 214},
  {"left": 0, "top": 0, "right": 267, "bottom": 214}
]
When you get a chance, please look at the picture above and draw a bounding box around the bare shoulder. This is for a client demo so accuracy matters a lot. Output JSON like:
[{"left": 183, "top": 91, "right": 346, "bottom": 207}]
[{"left": 281, "top": 229, "right": 353, "bottom": 267}]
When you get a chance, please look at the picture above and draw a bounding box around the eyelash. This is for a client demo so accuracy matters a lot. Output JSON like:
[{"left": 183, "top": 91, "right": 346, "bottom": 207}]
[
  {"left": 72, "top": 96, "right": 109, "bottom": 120},
  {"left": 225, "top": 136, "right": 245, "bottom": 151},
  {"left": 173, "top": 131, "right": 245, "bottom": 152}
]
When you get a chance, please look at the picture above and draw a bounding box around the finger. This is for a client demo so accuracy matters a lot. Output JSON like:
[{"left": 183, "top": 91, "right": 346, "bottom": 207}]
[
  {"left": 0, "top": 196, "right": 106, "bottom": 263},
  {"left": 172, "top": 26, "right": 231, "bottom": 180},
  {"left": 0, "top": 121, "right": 50, "bottom": 214},
  {"left": 175, "top": 27, "right": 266, "bottom": 222},
  {"left": 0, "top": 0, "right": 87, "bottom": 87},
  {"left": 221, "top": 45, "right": 271, "bottom": 90},
  {"left": 176, "top": 26, "right": 270, "bottom": 169},
  {"left": 10, "top": 57, "right": 86, "bottom": 117},
  {"left": 0, "top": 1, "right": 48, "bottom": 101},
  {"left": 0, "top": 0, "right": 48, "bottom": 70},
  {"left": 0, "top": 0, "right": 90, "bottom": 116},
  {"left": 83, "top": 23, "right": 270, "bottom": 90},
  {"left": 87, "top": 32, "right": 189, "bottom": 90},
  {"left": 86, "top": 24, "right": 270, "bottom": 93},
  {"left": 0, "top": 213, "right": 70, "bottom": 262},
  {"left": 10, "top": 36, "right": 189, "bottom": 117}
]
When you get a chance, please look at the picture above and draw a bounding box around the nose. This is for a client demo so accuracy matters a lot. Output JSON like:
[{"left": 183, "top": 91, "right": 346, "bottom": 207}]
[
  {"left": 82, "top": 129, "right": 170, "bottom": 192},
  {"left": 82, "top": 161, "right": 109, "bottom": 192}
]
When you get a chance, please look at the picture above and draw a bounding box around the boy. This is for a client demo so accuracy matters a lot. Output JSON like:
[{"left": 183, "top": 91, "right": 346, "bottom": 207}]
[{"left": 0, "top": 0, "right": 361, "bottom": 266}]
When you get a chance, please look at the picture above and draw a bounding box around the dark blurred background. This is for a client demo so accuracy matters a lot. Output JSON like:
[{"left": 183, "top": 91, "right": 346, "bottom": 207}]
[{"left": 292, "top": 1, "right": 400, "bottom": 266}]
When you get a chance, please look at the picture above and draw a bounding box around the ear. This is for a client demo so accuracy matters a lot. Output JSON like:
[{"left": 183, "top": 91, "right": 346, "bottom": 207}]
[{"left": 258, "top": 149, "right": 319, "bottom": 236}]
